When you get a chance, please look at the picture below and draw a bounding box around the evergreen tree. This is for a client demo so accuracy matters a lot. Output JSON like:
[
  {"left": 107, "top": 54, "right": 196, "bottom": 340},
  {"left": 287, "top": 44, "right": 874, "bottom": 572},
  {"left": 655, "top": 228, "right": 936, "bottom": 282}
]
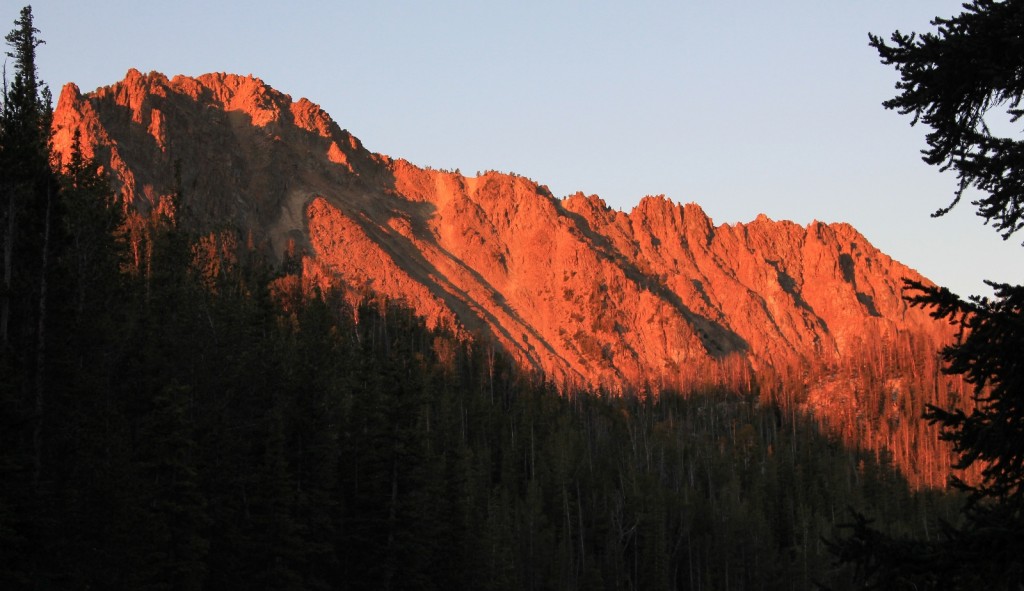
[
  {"left": 0, "top": 4, "right": 52, "bottom": 350},
  {"left": 831, "top": 1, "right": 1024, "bottom": 588},
  {"left": 0, "top": 6, "right": 58, "bottom": 586}
]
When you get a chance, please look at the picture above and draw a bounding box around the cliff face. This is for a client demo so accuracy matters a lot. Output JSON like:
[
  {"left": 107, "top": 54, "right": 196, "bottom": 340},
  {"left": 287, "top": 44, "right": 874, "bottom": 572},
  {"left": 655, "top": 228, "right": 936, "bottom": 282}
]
[{"left": 51, "top": 70, "right": 952, "bottom": 390}]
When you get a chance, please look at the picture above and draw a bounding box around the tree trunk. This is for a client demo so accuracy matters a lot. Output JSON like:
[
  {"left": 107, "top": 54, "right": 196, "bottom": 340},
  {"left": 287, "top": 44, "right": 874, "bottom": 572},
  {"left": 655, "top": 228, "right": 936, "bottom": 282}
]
[
  {"left": 1, "top": 188, "right": 14, "bottom": 348},
  {"left": 32, "top": 182, "right": 51, "bottom": 488}
]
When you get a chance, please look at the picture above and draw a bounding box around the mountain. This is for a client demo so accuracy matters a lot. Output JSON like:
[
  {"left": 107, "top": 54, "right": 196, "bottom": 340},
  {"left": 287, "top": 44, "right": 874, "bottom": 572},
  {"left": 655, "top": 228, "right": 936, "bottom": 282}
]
[{"left": 50, "top": 69, "right": 953, "bottom": 396}]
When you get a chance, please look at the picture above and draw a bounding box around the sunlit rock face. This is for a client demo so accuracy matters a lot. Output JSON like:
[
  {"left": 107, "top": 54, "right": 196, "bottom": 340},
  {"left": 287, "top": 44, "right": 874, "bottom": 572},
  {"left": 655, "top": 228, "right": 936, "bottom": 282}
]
[{"left": 52, "top": 70, "right": 953, "bottom": 390}]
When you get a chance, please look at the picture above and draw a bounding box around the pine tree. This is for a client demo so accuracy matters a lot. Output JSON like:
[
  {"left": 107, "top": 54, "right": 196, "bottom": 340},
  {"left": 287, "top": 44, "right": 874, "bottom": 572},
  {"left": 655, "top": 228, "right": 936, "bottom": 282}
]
[
  {"left": 0, "top": 4, "right": 52, "bottom": 351},
  {"left": 0, "top": 6, "right": 58, "bottom": 585},
  {"left": 830, "top": 1, "right": 1024, "bottom": 587}
]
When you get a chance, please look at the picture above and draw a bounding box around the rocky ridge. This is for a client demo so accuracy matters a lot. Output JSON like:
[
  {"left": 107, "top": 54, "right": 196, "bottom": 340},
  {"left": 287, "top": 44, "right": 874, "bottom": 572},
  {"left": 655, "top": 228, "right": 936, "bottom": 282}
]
[{"left": 51, "top": 70, "right": 953, "bottom": 391}]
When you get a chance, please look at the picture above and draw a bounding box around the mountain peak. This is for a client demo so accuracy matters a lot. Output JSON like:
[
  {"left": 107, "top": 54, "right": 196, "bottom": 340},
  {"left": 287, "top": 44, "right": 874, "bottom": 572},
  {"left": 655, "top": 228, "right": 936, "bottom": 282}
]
[{"left": 51, "top": 70, "right": 955, "bottom": 390}]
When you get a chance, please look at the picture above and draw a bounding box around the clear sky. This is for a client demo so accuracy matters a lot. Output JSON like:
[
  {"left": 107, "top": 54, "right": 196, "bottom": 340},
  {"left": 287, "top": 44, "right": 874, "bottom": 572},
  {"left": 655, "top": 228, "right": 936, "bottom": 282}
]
[{"left": 14, "top": 1, "right": 1021, "bottom": 297}]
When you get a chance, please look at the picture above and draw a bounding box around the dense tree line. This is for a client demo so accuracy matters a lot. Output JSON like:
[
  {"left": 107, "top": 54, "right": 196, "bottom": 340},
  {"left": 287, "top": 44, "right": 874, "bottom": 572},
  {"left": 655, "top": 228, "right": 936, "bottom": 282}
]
[
  {"left": 0, "top": 6, "right": 969, "bottom": 590},
  {"left": 0, "top": 200, "right": 961, "bottom": 591}
]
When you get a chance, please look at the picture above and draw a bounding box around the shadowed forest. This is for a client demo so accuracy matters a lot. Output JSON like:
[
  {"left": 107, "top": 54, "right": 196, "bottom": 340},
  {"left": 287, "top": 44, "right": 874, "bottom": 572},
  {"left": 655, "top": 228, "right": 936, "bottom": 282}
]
[{"left": 0, "top": 176, "right": 959, "bottom": 589}]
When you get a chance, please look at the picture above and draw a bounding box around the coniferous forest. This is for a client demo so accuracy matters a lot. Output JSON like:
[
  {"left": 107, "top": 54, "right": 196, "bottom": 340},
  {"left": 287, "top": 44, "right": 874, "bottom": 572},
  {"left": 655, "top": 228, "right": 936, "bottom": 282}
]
[{"left": 6, "top": 4, "right": 1022, "bottom": 590}]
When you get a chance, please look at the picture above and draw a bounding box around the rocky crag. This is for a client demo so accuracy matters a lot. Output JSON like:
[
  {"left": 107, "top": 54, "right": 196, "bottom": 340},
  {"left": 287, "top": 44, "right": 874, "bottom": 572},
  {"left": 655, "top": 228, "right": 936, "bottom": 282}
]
[{"left": 51, "top": 70, "right": 953, "bottom": 397}]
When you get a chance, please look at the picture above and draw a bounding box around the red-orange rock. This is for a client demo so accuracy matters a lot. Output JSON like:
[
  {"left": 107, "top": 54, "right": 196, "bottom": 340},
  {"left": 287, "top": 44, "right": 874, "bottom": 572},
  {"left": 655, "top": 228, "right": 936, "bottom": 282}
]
[{"left": 51, "top": 70, "right": 955, "bottom": 393}]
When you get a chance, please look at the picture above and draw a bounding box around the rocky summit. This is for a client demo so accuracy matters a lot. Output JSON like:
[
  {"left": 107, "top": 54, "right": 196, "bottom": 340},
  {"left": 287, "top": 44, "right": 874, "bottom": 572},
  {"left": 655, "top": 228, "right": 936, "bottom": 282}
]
[{"left": 51, "top": 69, "right": 953, "bottom": 392}]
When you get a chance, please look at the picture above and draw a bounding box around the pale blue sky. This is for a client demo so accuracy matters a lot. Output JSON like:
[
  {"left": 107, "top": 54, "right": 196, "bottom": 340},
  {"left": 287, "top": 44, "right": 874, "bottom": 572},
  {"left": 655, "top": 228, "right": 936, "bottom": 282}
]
[{"left": 16, "top": 1, "right": 1021, "bottom": 296}]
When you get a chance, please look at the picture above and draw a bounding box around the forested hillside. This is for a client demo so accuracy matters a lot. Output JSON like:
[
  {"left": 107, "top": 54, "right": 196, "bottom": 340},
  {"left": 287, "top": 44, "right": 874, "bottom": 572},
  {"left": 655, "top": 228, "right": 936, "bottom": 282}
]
[{"left": 0, "top": 191, "right": 959, "bottom": 589}]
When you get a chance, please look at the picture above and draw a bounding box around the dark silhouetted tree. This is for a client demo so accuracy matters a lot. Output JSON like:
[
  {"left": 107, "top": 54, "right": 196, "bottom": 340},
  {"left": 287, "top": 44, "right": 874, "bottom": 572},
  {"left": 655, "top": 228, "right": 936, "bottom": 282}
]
[
  {"left": 0, "top": 6, "right": 58, "bottom": 585},
  {"left": 831, "top": 1, "right": 1024, "bottom": 588}
]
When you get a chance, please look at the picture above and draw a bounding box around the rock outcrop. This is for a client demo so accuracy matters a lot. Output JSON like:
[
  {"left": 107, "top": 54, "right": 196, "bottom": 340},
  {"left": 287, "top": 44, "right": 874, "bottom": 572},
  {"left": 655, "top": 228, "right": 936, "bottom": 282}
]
[{"left": 51, "top": 70, "right": 953, "bottom": 391}]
